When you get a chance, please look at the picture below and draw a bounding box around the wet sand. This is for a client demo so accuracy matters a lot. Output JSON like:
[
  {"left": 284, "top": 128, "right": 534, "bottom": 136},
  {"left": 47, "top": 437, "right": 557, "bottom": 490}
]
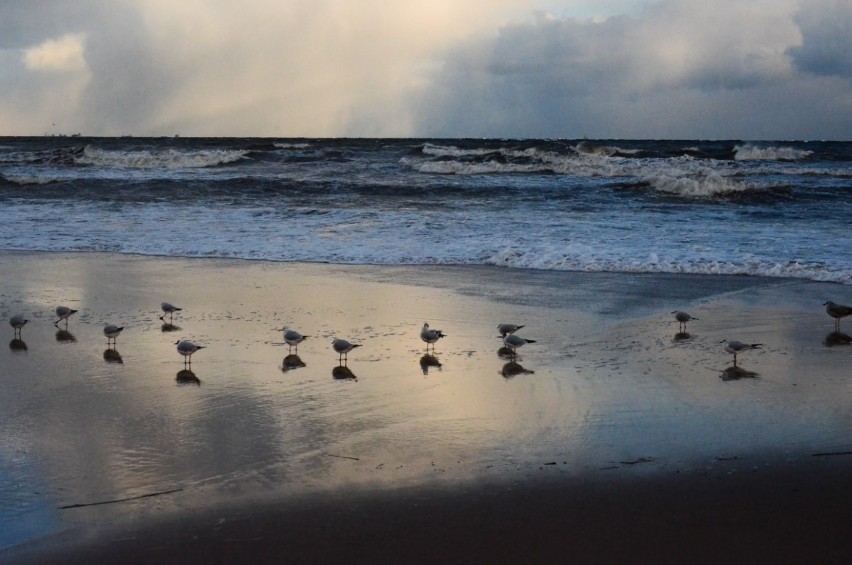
[{"left": 1, "top": 252, "right": 850, "bottom": 563}]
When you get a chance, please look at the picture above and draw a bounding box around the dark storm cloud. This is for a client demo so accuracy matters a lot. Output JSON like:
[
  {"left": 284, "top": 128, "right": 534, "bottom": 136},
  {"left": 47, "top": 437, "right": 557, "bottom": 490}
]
[
  {"left": 413, "top": 1, "right": 852, "bottom": 139},
  {"left": 788, "top": 0, "right": 852, "bottom": 78}
]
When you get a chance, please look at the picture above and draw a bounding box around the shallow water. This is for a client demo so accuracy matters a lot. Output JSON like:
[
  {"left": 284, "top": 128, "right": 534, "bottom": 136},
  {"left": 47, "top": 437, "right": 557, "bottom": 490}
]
[{"left": 0, "top": 253, "right": 850, "bottom": 550}]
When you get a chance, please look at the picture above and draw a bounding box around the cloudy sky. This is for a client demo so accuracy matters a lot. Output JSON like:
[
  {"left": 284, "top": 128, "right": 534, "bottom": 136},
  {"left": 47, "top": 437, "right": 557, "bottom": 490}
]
[{"left": 1, "top": 0, "right": 849, "bottom": 139}]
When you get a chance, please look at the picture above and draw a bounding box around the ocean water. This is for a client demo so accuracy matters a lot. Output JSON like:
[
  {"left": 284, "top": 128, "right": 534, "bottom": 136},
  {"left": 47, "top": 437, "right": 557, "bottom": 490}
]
[{"left": 1, "top": 137, "right": 850, "bottom": 283}]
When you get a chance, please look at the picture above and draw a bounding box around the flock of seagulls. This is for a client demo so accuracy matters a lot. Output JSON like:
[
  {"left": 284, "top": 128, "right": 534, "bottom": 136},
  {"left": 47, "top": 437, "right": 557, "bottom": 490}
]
[{"left": 6, "top": 299, "right": 851, "bottom": 373}]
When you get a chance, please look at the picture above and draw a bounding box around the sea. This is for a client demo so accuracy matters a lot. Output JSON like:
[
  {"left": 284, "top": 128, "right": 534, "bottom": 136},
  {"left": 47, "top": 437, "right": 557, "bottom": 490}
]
[{"left": 0, "top": 137, "right": 850, "bottom": 284}]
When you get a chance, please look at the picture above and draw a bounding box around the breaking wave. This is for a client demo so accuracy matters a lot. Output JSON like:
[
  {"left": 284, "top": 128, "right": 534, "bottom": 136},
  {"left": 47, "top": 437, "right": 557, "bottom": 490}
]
[
  {"left": 486, "top": 248, "right": 850, "bottom": 285},
  {"left": 76, "top": 145, "right": 250, "bottom": 169},
  {"left": 734, "top": 144, "right": 813, "bottom": 161}
]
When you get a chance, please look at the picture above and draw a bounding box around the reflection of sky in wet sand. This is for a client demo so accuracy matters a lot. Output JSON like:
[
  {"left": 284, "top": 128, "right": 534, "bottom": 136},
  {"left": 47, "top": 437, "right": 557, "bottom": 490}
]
[{"left": 0, "top": 253, "right": 850, "bottom": 549}]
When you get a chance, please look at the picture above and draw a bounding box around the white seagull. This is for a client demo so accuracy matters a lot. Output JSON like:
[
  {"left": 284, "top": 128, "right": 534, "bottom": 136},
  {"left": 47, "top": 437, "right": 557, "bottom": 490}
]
[
  {"left": 672, "top": 311, "right": 698, "bottom": 332},
  {"left": 175, "top": 339, "right": 205, "bottom": 365},
  {"left": 332, "top": 338, "right": 361, "bottom": 363},
  {"left": 103, "top": 324, "right": 124, "bottom": 346},
  {"left": 55, "top": 306, "right": 78, "bottom": 327},
  {"left": 10, "top": 315, "right": 28, "bottom": 337},
  {"left": 721, "top": 340, "right": 762, "bottom": 367},
  {"left": 160, "top": 302, "right": 183, "bottom": 322},
  {"left": 503, "top": 333, "right": 536, "bottom": 353},
  {"left": 281, "top": 327, "right": 308, "bottom": 352},
  {"left": 497, "top": 323, "right": 524, "bottom": 337},
  {"left": 420, "top": 322, "right": 446, "bottom": 351},
  {"left": 823, "top": 301, "right": 852, "bottom": 332}
]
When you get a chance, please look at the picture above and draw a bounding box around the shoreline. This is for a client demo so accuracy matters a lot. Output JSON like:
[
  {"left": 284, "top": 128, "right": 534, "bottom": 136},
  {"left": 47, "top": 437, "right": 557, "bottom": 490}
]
[{"left": 1, "top": 251, "right": 850, "bottom": 563}]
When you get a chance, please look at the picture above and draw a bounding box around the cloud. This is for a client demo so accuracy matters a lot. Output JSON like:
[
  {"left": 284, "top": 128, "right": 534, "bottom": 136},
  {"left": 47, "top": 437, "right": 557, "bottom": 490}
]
[
  {"left": 0, "top": 0, "right": 849, "bottom": 138},
  {"left": 412, "top": 0, "right": 851, "bottom": 139},
  {"left": 788, "top": 0, "right": 852, "bottom": 78},
  {"left": 23, "top": 33, "right": 88, "bottom": 72}
]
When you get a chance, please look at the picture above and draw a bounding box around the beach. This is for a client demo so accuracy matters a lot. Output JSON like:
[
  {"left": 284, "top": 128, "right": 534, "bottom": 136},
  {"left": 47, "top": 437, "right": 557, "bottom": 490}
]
[{"left": 1, "top": 251, "right": 851, "bottom": 564}]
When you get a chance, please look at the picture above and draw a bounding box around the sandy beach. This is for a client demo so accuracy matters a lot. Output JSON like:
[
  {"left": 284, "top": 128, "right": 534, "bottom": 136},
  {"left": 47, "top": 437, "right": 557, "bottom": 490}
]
[{"left": 1, "top": 251, "right": 850, "bottom": 564}]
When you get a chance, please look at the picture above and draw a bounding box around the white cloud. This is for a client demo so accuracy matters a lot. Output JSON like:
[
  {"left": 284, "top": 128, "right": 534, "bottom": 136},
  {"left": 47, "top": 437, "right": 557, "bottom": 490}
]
[{"left": 23, "top": 33, "right": 88, "bottom": 72}]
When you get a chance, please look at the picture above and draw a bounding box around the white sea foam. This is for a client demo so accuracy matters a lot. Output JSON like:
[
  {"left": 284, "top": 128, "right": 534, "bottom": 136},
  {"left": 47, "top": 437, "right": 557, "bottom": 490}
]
[
  {"left": 274, "top": 143, "right": 311, "bottom": 149},
  {"left": 734, "top": 144, "right": 813, "bottom": 161},
  {"left": 486, "top": 247, "right": 851, "bottom": 284},
  {"left": 76, "top": 145, "right": 249, "bottom": 169},
  {"left": 412, "top": 159, "right": 539, "bottom": 175},
  {"left": 573, "top": 142, "right": 641, "bottom": 156},
  {"left": 644, "top": 168, "right": 754, "bottom": 197},
  {"left": 410, "top": 145, "right": 766, "bottom": 197},
  {"left": 421, "top": 144, "right": 496, "bottom": 158},
  {"left": 2, "top": 173, "right": 59, "bottom": 185}
]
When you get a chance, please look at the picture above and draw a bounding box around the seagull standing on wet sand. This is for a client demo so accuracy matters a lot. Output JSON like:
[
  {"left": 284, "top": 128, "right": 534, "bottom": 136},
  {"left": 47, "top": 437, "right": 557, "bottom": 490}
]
[
  {"left": 420, "top": 322, "right": 446, "bottom": 352},
  {"left": 279, "top": 327, "right": 308, "bottom": 353},
  {"left": 672, "top": 311, "right": 698, "bottom": 332},
  {"left": 55, "top": 306, "right": 77, "bottom": 327},
  {"left": 160, "top": 302, "right": 182, "bottom": 323},
  {"left": 823, "top": 301, "right": 852, "bottom": 331},
  {"left": 103, "top": 324, "right": 124, "bottom": 347},
  {"left": 503, "top": 333, "right": 536, "bottom": 354},
  {"left": 175, "top": 339, "right": 204, "bottom": 365},
  {"left": 10, "top": 315, "right": 28, "bottom": 337},
  {"left": 332, "top": 338, "right": 361, "bottom": 363},
  {"left": 497, "top": 323, "right": 524, "bottom": 337},
  {"left": 721, "top": 340, "right": 762, "bottom": 367}
]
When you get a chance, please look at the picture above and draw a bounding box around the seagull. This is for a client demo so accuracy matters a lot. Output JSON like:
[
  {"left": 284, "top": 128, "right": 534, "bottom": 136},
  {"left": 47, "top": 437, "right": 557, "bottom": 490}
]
[
  {"left": 332, "top": 338, "right": 361, "bottom": 363},
  {"left": 103, "top": 324, "right": 124, "bottom": 347},
  {"left": 175, "top": 339, "right": 204, "bottom": 365},
  {"left": 10, "top": 315, "right": 28, "bottom": 337},
  {"left": 280, "top": 327, "right": 308, "bottom": 352},
  {"left": 55, "top": 306, "right": 77, "bottom": 327},
  {"left": 160, "top": 302, "right": 182, "bottom": 322},
  {"left": 420, "top": 322, "right": 446, "bottom": 351},
  {"left": 672, "top": 311, "right": 698, "bottom": 332},
  {"left": 823, "top": 301, "right": 852, "bottom": 331},
  {"left": 503, "top": 333, "right": 536, "bottom": 354},
  {"left": 497, "top": 323, "right": 524, "bottom": 337},
  {"left": 721, "top": 340, "right": 762, "bottom": 367}
]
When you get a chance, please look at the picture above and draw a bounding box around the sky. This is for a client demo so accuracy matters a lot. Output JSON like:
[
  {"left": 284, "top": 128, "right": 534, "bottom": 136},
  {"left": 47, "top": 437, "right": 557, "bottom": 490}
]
[{"left": 0, "top": 0, "right": 849, "bottom": 139}]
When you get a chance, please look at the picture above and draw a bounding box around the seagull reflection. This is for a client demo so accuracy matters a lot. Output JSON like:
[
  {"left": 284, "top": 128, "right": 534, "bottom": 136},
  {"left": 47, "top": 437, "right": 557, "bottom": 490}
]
[
  {"left": 419, "top": 353, "right": 442, "bottom": 375},
  {"left": 103, "top": 348, "right": 123, "bottom": 364},
  {"left": 673, "top": 331, "right": 692, "bottom": 342},
  {"left": 55, "top": 329, "right": 76, "bottom": 343},
  {"left": 282, "top": 354, "right": 306, "bottom": 372},
  {"left": 824, "top": 331, "right": 851, "bottom": 347},
  {"left": 9, "top": 338, "right": 27, "bottom": 352},
  {"left": 497, "top": 346, "right": 517, "bottom": 359},
  {"left": 720, "top": 366, "right": 758, "bottom": 381},
  {"left": 501, "top": 360, "right": 535, "bottom": 379},
  {"left": 176, "top": 369, "right": 201, "bottom": 386},
  {"left": 161, "top": 323, "right": 181, "bottom": 333},
  {"left": 332, "top": 365, "right": 358, "bottom": 381}
]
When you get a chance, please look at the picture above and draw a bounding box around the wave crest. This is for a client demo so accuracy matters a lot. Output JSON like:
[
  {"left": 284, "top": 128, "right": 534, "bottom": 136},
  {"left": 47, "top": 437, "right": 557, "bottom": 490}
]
[
  {"left": 77, "top": 145, "right": 249, "bottom": 169},
  {"left": 486, "top": 248, "right": 850, "bottom": 285},
  {"left": 645, "top": 169, "right": 754, "bottom": 197},
  {"left": 734, "top": 144, "right": 813, "bottom": 161}
]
